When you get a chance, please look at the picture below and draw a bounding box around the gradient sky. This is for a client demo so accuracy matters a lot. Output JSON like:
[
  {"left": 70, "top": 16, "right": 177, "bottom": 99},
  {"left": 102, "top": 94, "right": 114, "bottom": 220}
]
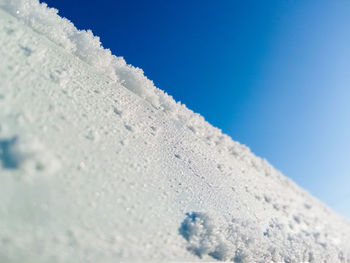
[{"left": 43, "top": 0, "right": 350, "bottom": 220}]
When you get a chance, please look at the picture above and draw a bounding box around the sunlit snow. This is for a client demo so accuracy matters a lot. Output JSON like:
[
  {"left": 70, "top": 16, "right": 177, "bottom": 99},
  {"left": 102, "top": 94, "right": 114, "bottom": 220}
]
[{"left": 0, "top": 0, "right": 349, "bottom": 262}]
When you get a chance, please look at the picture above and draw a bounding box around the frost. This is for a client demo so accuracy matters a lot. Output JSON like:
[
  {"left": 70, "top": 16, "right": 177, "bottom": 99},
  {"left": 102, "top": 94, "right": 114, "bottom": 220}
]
[
  {"left": 179, "top": 212, "right": 232, "bottom": 260},
  {"left": 180, "top": 212, "right": 350, "bottom": 262},
  {"left": 0, "top": 1, "right": 350, "bottom": 262},
  {"left": 0, "top": 0, "right": 271, "bottom": 175},
  {"left": 0, "top": 0, "right": 164, "bottom": 107}
]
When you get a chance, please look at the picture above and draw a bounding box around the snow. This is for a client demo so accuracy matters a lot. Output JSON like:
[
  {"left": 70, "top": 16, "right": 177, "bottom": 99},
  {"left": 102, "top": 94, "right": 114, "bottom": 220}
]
[
  {"left": 0, "top": 135, "right": 59, "bottom": 172},
  {"left": 0, "top": 0, "right": 349, "bottom": 262},
  {"left": 0, "top": 0, "right": 170, "bottom": 109}
]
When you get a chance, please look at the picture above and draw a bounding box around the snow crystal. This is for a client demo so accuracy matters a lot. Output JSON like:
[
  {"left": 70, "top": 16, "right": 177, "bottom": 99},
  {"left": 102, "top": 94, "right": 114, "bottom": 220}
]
[
  {"left": 179, "top": 212, "right": 231, "bottom": 261},
  {"left": 0, "top": 1, "right": 350, "bottom": 262},
  {"left": 0, "top": 0, "right": 271, "bottom": 177},
  {"left": 0, "top": 0, "right": 166, "bottom": 108},
  {"left": 180, "top": 212, "right": 350, "bottom": 262}
]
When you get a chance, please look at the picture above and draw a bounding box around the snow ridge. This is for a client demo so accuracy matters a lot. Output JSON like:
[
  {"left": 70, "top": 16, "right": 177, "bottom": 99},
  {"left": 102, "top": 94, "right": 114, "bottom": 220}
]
[
  {"left": 1, "top": 1, "right": 350, "bottom": 262},
  {"left": 0, "top": 0, "right": 170, "bottom": 108},
  {"left": 0, "top": 0, "right": 276, "bottom": 183}
]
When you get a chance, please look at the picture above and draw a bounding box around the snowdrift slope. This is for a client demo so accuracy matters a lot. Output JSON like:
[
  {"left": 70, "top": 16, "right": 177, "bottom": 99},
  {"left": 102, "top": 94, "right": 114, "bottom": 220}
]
[{"left": 0, "top": 1, "right": 349, "bottom": 262}]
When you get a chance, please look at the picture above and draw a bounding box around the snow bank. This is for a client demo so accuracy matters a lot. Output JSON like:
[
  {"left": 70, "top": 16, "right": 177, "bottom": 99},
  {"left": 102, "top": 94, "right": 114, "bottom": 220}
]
[
  {"left": 0, "top": 1, "right": 350, "bottom": 262},
  {"left": 0, "top": 0, "right": 280, "bottom": 184},
  {"left": 0, "top": 0, "right": 168, "bottom": 108}
]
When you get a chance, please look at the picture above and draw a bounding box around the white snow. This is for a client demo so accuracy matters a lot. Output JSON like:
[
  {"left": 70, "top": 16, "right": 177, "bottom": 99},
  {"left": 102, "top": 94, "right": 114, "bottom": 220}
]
[{"left": 0, "top": 0, "right": 349, "bottom": 262}]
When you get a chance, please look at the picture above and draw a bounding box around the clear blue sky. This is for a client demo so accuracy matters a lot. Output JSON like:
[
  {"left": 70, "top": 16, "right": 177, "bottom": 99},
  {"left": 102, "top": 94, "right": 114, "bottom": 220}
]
[{"left": 43, "top": 0, "right": 350, "bottom": 220}]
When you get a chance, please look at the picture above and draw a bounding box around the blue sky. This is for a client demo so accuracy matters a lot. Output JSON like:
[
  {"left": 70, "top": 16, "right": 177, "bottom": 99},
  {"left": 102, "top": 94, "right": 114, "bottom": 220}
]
[{"left": 44, "top": 0, "right": 350, "bottom": 220}]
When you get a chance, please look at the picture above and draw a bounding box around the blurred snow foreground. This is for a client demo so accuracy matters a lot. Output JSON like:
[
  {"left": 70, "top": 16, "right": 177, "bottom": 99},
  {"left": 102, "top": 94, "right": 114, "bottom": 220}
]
[{"left": 0, "top": 1, "right": 349, "bottom": 262}]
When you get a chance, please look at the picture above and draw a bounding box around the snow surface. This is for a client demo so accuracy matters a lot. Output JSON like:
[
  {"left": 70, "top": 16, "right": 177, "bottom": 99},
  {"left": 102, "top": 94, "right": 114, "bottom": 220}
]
[{"left": 0, "top": 0, "right": 350, "bottom": 262}]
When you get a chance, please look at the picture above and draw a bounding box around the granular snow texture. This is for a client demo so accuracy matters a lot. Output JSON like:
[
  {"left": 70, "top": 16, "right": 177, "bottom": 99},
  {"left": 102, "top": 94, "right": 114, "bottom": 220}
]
[{"left": 0, "top": 1, "right": 349, "bottom": 262}]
